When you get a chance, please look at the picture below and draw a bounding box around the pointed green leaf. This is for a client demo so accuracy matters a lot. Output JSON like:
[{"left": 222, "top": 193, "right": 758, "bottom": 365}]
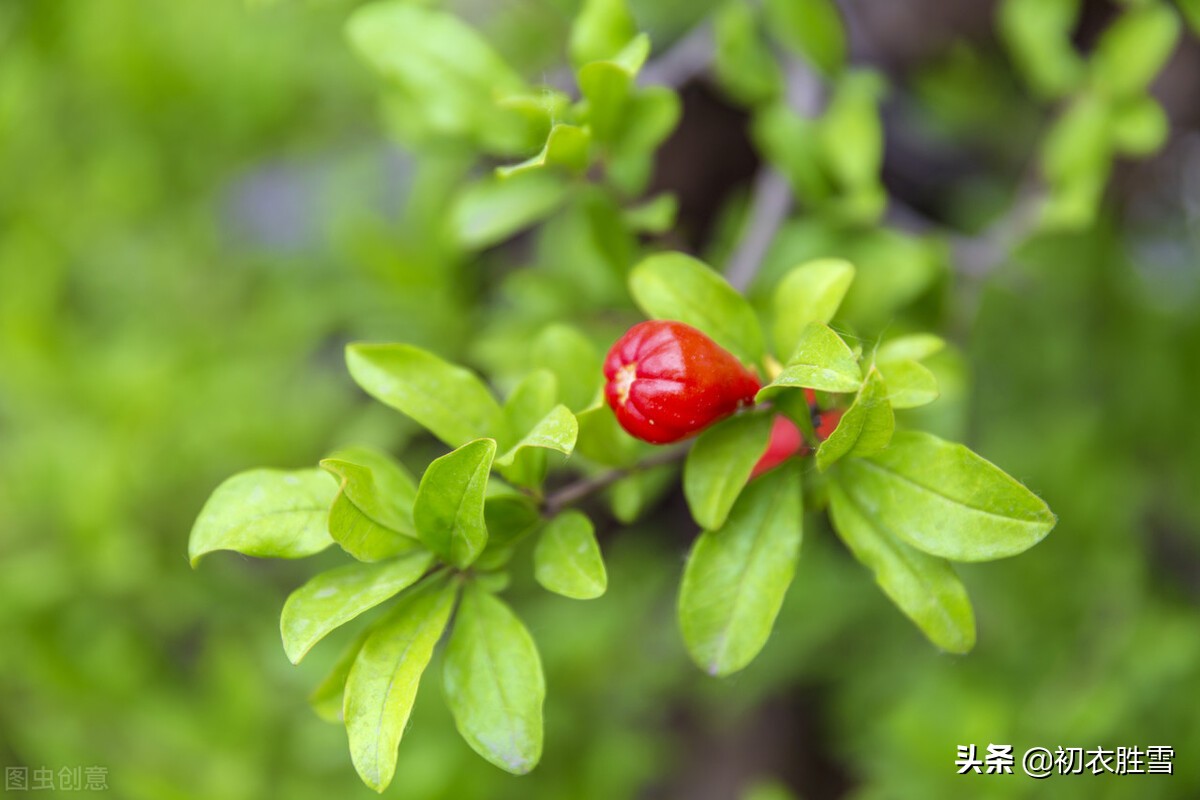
[
  {"left": 309, "top": 630, "right": 370, "bottom": 724},
  {"left": 876, "top": 359, "right": 939, "bottom": 409},
  {"left": 838, "top": 431, "right": 1056, "bottom": 561},
  {"left": 629, "top": 252, "right": 765, "bottom": 364},
  {"left": 1091, "top": 4, "right": 1181, "bottom": 99},
  {"left": 713, "top": 0, "right": 785, "bottom": 106},
  {"left": 346, "top": 3, "right": 526, "bottom": 153},
  {"left": 569, "top": 0, "right": 638, "bottom": 68},
  {"left": 820, "top": 72, "right": 885, "bottom": 193},
  {"left": 344, "top": 575, "right": 458, "bottom": 792},
  {"left": 874, "top": 333, "right": 945, "bottom": 364},
  {"left": 533, "top": 324, "right": 603, "bottom": 412},
  {"left": 609, "top": 462, "right": 678, "bottom": 523},
  {"left": 444, "top": 584, "right": 545, "bottom": 774},
  {"left": 1110, "top": 94, "right": 1169, "bottom": 157},
  {"left": 612, "top": 86, "right": 681, "bottom": 157},
  {"left": 683, "top": 412, "right": 775, "bottom": 531},
  {"left": 764, "top": 0, "right": 846, "bottom": 75},
  {"left": 579, "top": 61, "right": 634, "bottom": 144},
  {"left": 772, "top": 259, "right": 856, "bottom": 358},
  {"left": 449, "top": 171, "right": 569, "bottom": 249},
  {"left": 679, "top": 462, "right": 803, "bottom": 676},
  {"left": 752, "top": 104, "right": 832, "bottom": 204},
  {"left": 414, "top": 439, "right": 496, "bottom": 568},
  {"left": 484, "top": 493, "right": 542, "bottom": 550},
  {"left": 622, "top": 193, "right": 678, "bottom": 234},
  {"left": 827, "top": 479, "right": 975, "bottom": 653},
  {"left": 189, "top": 469, "right": 336, "bottom": 566},
  {"left": 281, "top": 550, "right": 434, "bottom": 664},
  {"left": 574, "top": 403, "right": 647, "bottom": 467},
  {"left": 998, "top": 0, "right": 1085, "bottom": 99},
  {"left": 504, "top": 370, "right": 558, "bottom": 435},
  {"left": 498, "top": 370, "right": 557, "bottom": 488},
  {"left": 496, "top": 405, "right": 577, "bottom": 466},
  {"left": 321, "top": 448, "right": 421, "bottom": 562},
  {"left": 762, "top": 322, "right": 862, "bottom": 397},
  {"left": 816, "top": 367, "right": 893, "bottom": 470},
  {"left": 346, "top": 343, "right": 506, "bottom": 449},
  {"left": 497, "top": 124, "right": 592, "bottom": 178},
  {"left": 533, "top": 511, "right": 607, "bottom": 599}
]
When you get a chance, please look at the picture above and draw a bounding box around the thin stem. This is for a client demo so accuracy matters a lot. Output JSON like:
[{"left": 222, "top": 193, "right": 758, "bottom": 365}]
[
  {"left": 542, "top": 446, "right": 688, "bottom": 517},
  {"left": 725, "top": 169, "right": 794, "bottom": 292},
  {"left": 725, "top": 59, "right": 822, "bottom": 292}
]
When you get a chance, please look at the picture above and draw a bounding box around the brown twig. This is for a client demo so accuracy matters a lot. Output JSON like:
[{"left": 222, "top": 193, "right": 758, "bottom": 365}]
[{"left": 542, "top": 446, "right": 689, "bottom": 517}]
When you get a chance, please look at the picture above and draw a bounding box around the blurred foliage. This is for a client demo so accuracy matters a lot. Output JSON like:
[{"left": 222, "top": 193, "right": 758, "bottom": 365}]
[{"left": 2, "top": 0, "right": 1199, "bottom": 799}]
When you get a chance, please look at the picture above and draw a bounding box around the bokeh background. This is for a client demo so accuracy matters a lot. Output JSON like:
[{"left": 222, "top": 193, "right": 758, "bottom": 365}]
[{"left": 2, "top": 1, "right": 1198, "bottom": 798}]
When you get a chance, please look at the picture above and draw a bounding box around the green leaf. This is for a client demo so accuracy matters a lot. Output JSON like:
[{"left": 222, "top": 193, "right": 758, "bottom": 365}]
[
  {"left": 574, "top": 403, "right": 647, "bottom": 467},
  {"left": 610, "top": 85, "right": 682, "bottom": 163},
  {"left": 449, "top": 171, "right": 570, "bottom": 250},
  {"left": 1040, "top": 95, "right": 1111, "bottom": 185},
  {"left": 827, "top": 479, "right": 975, "bottom": 653},
  {"left": 189, "top": 469, "right": 336, "bottom": 566},
  {"left": 752, "top": 104, "right": 833, "bottom": 205},
  {"left": 629, "top": 252, "right": 765, "bottom": 364},
  {"left": 764, "top": 0, "right": 846, "bottom": 75},
  {"left": 816, "top": 367, "right": 893, "bottom": 471},
  {"left": 413, "top": 439, "right": 496, "bottom": 568},
  {"left": 876, "top": 359, "right": 939, "bottom": 409},
  {"left": 684, "top": 413, "right": 775, "bottom": 531},
  {"left": 579, "top": 61, "right": 634, "bottom": 144},
  {"left": 533, "top": 324, "right": 603, "bottom": 412},
  {"left": 609, "top": 32, "right": 651, "bottom": 75},
  {"left": 498, "top": 370, "right": 557, "bottom": 488},
  {"left": 320, "top": 448, "right": 421, "bottom": 562},
  {"left": 497, "top": 124, "right": 592, "bottom": 178},
  {"left": 533, "top": 510, "right": 607, "bottom": 599},
  {"left": 346, "top": 343, "right": 506, "bottom": 449},
  {"left": 837, "top": 431, "right": 1057, "bottom": 561},
  {"left": 622, "top": 193, "right": 678, "bottom": 234},
  {"left": 997, "top": 0, "right": 1085, "bottom": 99},
  {"left": 344, "top": 574, "right": 458, "bottom": 792},
  {"left": 569, "top": 0, "right": 638, "bottom": 68},
  {"left": 820, "top": 72, "right": 885, "bottom": 193},
  {"left": 679, "top": 462, "right": 804, "bottom": 676},
  {"left": 346, "top": 3, "right": 526, "bottom": 153},
  {"left": 609, "top": 463, "right": 678, "bottom": 523},
  {"left": 771, "top": 259, "right": 856, "bottom": 358},
  {"left": 309, "top": 630, "right": 369, "bottom": 724},
  {"left": 1110, "top": 95, "right": 1169, "bottom": 156},
  {"left": 281, "top": 550, "right": 434, "bottom": 664},
  {"left": 713, "top": 1, "right": 784, "bottom": 107},
  {"left": 762, "top": 322, "right": 862, "bottom": 396},
  {"left": 1091, "top": 4, "right": 1180, "bottom": 99},
  {"left": 496, "top": 404, "right": 578, "bottom": 466},
  {"left": 484, "top": 493, "right": 542, "bottom": 550},
  {"left": 874, "top": 333, "right": 945, "bottom": 364},
  {"left": 443, "top": 584, "right": 545, "bottom": 774},
  {"left": 503, "top": 370, "right": 557, "bottom": 439},
  {"left": 1180, "top": 0, "right": 1200, "bottom": 36}
]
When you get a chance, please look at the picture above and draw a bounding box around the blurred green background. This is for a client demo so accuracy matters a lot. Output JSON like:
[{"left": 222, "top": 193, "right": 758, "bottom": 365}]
[{"left": 2, "top": 1, "right": 1198, "bottom": 798}]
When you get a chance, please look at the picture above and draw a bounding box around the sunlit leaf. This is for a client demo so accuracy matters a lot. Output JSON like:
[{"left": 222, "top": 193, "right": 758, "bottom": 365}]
[
  {"left": 443, "top": 584, "right": 545, "bottom": 774},
  {"left": 189, "top": 469, "right": 336, "bottom": 566},
  {"left": 679, "top": 462, "right": 803, "bottom": 676}
]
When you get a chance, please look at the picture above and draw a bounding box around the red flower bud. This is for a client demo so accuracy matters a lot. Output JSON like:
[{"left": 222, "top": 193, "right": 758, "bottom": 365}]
[
  {"left": 749, "top": 397, "right": 846, "bottom": 478},
  {"left": 604, "top": 321, "right": 761, "bottom": 444},
  {"left": 750, "top": 415, "right": 805, "bottom": 478}
]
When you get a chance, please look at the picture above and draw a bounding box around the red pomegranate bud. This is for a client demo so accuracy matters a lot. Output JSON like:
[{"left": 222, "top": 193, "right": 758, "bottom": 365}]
[
  {"left": 604, "top": 320, "right": 761, "bottom": 444},
  {"left": 750, "top": 403, "right": 847, "bottom": 478},
  {"left": 751, "top": 415, "right": 804, "bottom": 478}
]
